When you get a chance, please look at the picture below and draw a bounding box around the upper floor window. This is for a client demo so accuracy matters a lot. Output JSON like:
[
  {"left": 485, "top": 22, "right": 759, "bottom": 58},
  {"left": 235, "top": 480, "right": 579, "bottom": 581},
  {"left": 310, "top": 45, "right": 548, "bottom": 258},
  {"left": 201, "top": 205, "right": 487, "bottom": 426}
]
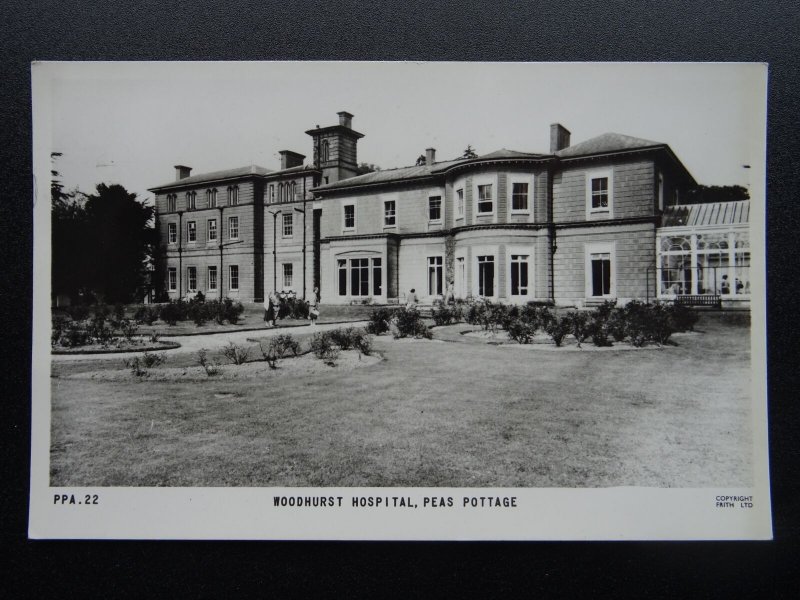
[
  {"left": 384, "top": 200, "right": 396, "bottom": 227},
  {"left": 228, "top": 185, "right": 239, "bottom": 206},
  {"left": 511, "top": 182, "right": 529, "bottom": 212},
  {"left": 228, "top": 216, "right": 239, "bottom": 239},
  {"left": 168, "top": 222, "right": 177, "bottom": 244},
  {"left": 428, "top": 196, "right": 442, "bottom": 222},
  {"left": 477, "top": 184, "right": 493, "bottom": 215},
  {"left": 283, "top": 213, "right": 293, "bottom": 237},
  {"left": 321, "top": 140, "right": 329, "bottom": 163},
  {"left": 187, "top": 221, "right": 197, "bottom": 242},
  {"left": 657, "top": 173, "right": 664, "bottom": 211},
  {"left": 167, "top": 194, "right": 176, "bottom": 212},
  {"left": 207, "top": 188, "right": 217, "bottom": 208},
  {"left": 456, "top": 188, "right": 464, "bottom": 219},
  {"left": 186, "top": 191, "right": 196, "bottom": 210},
  {"left": 343, "top": 204, "right": 355, "bottom": 230},
  {"left": 289, "top": 182, "right": 296, "bottom": 202},
  {"left": 269, "top": 185, "right": 275, "bottom": 204},
  {"left": 207, "top": 219, "right": 217, "bottom": 241},
  {"left": 586, "top": 170, "right": 612, "bottom": 215}
]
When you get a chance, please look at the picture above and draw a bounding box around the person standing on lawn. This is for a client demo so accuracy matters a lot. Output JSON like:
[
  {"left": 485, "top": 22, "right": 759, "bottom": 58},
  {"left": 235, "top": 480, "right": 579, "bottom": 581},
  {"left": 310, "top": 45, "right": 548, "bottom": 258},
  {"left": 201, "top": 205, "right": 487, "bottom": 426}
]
[
  {"left": 406, "top": 288, "right": 418, "bottom": 310},
  {"left": 264, "top": 291, "right": 277, "bottom": 327},
  {"left": 308, "top": 286, "right": 320, "bottom": 326}
]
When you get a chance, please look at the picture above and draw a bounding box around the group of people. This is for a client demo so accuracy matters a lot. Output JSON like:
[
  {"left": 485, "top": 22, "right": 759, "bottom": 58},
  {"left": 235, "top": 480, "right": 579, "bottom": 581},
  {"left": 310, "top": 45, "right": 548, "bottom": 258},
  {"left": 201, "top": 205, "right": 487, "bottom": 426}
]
[{"left": 264, "top": 287, "right": 320, "bottom": 328}]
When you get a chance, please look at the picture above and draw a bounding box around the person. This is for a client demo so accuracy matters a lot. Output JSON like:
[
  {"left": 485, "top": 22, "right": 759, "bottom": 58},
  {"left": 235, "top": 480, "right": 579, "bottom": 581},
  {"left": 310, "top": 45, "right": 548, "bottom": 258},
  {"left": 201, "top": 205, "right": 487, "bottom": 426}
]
[
  {"left": 720, "top": 275, "right": 730, "bottom": 295},
  {"left": 735, "top": 277, "right": 744, "bottom": 294},
  {"left": 406, "top": 288, "right": 418, "bottom": 310},
  {"left": 264, "top": 291, "right": 277, "bottom": 327},
  {"left": 308, "top": 287, "right": 320, "bottom": 326}
]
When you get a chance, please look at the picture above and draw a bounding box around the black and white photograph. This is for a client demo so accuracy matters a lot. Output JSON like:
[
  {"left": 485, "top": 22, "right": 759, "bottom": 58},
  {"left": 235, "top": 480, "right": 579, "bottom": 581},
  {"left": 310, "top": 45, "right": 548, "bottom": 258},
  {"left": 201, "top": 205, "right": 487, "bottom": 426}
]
[{"left": 29, "top": 61, "right": 771, "bottom": 540}]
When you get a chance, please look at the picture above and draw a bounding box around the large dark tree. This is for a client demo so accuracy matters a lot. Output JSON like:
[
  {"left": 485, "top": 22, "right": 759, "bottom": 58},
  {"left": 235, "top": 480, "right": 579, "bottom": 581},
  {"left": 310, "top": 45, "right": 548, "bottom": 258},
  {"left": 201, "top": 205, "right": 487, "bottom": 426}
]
[
  {"left": 82, "top": 183, "right": 156, "bottom": 303},
  {"left": 682, "top": 184, "right": 750, "bottom": 205},
  {"left": 462, "top": 145, "right": 478, "bottom": 158}
]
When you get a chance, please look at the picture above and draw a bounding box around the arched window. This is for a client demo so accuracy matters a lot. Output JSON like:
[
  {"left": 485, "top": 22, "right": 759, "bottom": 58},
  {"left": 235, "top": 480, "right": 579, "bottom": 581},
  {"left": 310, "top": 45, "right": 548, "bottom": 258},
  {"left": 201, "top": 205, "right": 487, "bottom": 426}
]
[
  {"left": 321, "top": 140, "right": 329, "bottom": 162},
  {"left": 207, "top": 188, "right": 217, "bottom": 208},
  {"left": 269, "top": 185, "right": 275, "bottom": 204},
  {"left": 167, "top": 194, "right": 176, "bottom": 212},
  {"left": 289, "top": 182, "right": 296, "bottom": 202},
  {"left": 228, "top": 185, "right": 239, "bottom": 206}
]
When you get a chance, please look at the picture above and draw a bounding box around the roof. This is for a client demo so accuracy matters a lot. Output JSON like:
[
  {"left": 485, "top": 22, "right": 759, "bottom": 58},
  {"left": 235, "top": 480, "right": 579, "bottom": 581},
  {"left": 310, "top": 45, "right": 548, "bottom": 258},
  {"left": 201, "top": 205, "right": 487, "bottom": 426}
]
[
  {"left": 314, "top": 149, "right": 546, "bottom": 192},
  {"left": 661, "top": 200, "right": 750, "bottom": 228},
  {"left": 556, "top": 132, "right": 664, "bottom": 158},
  {"left": 149, "top": 163, "right": 319, "bottom": 191}
]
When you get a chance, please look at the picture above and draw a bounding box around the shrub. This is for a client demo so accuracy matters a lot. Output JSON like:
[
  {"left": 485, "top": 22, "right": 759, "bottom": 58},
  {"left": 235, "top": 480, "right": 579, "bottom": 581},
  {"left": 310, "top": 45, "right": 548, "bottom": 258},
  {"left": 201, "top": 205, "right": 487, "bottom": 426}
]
[
  {"left": 119, "top": 319, "right": 139, "bottom": 342},
  {"left": 567, "top": 311, "right": 591, "bottom": 347},
  {"left": 61, "top": 322, "right": 92, "bottom": 347},
  {"left": 623, "top": 301, "right": 652, "bottom": 347},
  {"left": 536, "top": 307, "right": 555, "bottom": 330},
  {"left": 366, "top": 307, "right": 396, "bottom": 335},
  {"left": 431, "top": 305, "right": 459, "bottom": 327},
  {"left": 506, "top": 318, "right": 537, "bottom": 344},
  {"left": 607, "top": 309, "right": 628, "bottom": 342},
  {"left": 647, "top": 302, "right": 675, "bottom": 346},
  {"left": 309, "top": 331, "right": 340, "bottom": 365},
  {"left": 353, "top": 331, "right": 373, "bottom": 356},
  {"left": 159, "top": 301, "right": 186, "bottom": 326},
  {"left": 188, "top": 301, "right": 208, "bottom": 326},
  {"left": 220, "top": 342, "right": 250, "bottom": 365},
  {"left": 588, "top": 317, "right": 613, "bottom": 347},
  {"left": 262, "top": 334, "right": 301, "bottom": 360},
  {"left": 329, "top": 327, "right": 356, "bottom": 350},
  {"left": 133, "top": 305, "right": 160, "bottom": 325},
  {"left": 668, "top": 303, "right": 699, "bottom": 332},
  {"left": 283, "top": 297, "right": 309, "bottom": 319},
  {"left": 94, "top": 303, "right": 111, "bottom": 319},
  {"left": 89, "top": 316, "right": 115, "bottom": 346},
  {"left": 197, "top": 348, "right": 220, "bottom": 376},
  {"left": 141, "top": 351, "right": 166, "bottom": 368},
  {"left": 545, "top": 315, "right": 571, "bottom": 347},
  {"left": 148, "top": 330, "right": 162, "bottom": 343},
  {"left": 113, "top": 302, "right": 126, "bottom": 322},
  {"left": 124, "top": 356, "right": 147, "bottom": 377},
  {"left": 220, "top": 298, "right": 245, "bottom": 324},
  {"left": 65, "top": 305, "right": 90, "bottom": 321},
  {"left": 52, "top": 316, "right": 70, "bottom": 346},
  {"left": 392, "top": 307, "right": 431, "bottom": 339},
  {"left": 464, "top": 302, "right": 483, "bottom": 325}
]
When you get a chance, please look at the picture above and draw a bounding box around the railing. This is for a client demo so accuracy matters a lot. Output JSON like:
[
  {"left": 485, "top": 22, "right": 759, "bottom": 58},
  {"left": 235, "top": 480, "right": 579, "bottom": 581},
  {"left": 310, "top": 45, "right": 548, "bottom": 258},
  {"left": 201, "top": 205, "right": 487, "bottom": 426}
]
[{"left": 657, "top": 266, "right": 751, "bottom": 298}]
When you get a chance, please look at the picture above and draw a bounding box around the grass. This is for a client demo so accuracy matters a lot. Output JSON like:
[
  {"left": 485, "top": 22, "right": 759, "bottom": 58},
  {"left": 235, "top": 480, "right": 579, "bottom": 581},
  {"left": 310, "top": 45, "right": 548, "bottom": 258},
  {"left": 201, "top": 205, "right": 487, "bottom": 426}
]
[{"left": 50, "top": 319, "right": 753, "bottom": 487}]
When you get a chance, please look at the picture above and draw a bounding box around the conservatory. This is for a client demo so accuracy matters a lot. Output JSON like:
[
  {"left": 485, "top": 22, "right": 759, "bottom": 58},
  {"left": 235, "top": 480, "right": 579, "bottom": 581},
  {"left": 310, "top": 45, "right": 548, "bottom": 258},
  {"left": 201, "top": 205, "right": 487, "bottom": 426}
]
[{"left": 657, "top": 201, "right": 751, "bottom": 304}]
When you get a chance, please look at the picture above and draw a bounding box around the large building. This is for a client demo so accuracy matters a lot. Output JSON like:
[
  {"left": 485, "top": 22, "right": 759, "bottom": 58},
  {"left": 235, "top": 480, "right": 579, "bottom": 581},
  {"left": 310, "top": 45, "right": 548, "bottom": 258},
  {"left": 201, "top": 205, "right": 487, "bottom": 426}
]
[{"left": 151, "top": 112, "right": 751, "bottom": 308}]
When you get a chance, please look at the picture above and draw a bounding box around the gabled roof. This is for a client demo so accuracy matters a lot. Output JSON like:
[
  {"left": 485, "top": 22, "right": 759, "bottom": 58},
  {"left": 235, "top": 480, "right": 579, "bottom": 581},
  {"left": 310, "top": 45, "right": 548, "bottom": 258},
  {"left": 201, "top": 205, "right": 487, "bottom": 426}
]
[
  {"left": 661, "top": 200, "right": 750, "bottom": 228},
  {"left": 149, "top": 165, "right": 273, "bottom": 191},
  {"left": 556, "top": 132, "right": 664, "bottom": 158}
]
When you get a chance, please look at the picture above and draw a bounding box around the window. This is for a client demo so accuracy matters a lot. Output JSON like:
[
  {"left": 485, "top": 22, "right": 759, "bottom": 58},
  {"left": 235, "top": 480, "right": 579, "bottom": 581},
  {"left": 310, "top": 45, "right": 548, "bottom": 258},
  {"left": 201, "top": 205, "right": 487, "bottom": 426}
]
[
  {"left": 228, "top": 185, "right": 239, "bottom": 206},
  {"left": 477, "top": 255, "right": 495, "bottom": 296},
  {"left": 372, "top": 258, "right": 382, "bottom": 296},
  {"left": 229, "top": 265, "right": 239, "bottom": 290},
  {"left": 428, "top": 256, "right": 443, "bottom": 295},
  {"left": 187, "top": 221, "right": 197, "bottom": 242},
  {"left": 343, "top": 204, "right": 355, "bottom": 230},
  {"left": 456, "top": 256, "right": 466, "bottom": 297},
  {"left": 187, "top": 266, "right": 197, "bottom": 292},
  {"left": 167, "top": 194, "right": 176, "bottom": 212},
  {"left": 586, "top": 171, "right": 613, "bottom": 215},
  {"left": 269, "top": 185, "right": 275, "bottom": 203},
  {"left": 477, "top": 184, "right": 493, "bottom": 214},
  {"left": 510, "top": 254, "right": 529, "bottom": 296},
  {"left": 207, "top": 188, "right": 217, "bottom": 208},
  {"left": 186, "top": 191, "right": 196, "bottom": 210},
  {"left": 456, "top": 188, "right": 464, "bottom": 219},
  {"left": 590, "top": 253, "right": 612, "bottom": 297},
  {"left": 207, "top": 219, "right": 217, "bottom": 241},
  {"left": 338, "top": 259, "right": 347, "bottom": 296},
  {"left": 428, "top": 196, "right": 442, "bottom": 222},
  {"left": 591, "top": 178, "right": 609, "bottom": 210},
  {"left": 283, "top": 213, "right": 293, "bottom": 237},
  {"left": 283, "top": 263, "right": 293, "bottom": 288},
  {"left": 384, "top": 200, "right": 396, "bottom": 227},
  {"left": 207, "top": 266, "right": 217, "bottom": 291},
  {"left": 321, "top": 140, "right": 329, "bottom": 162},
  {"left": 289, "top": 182, "right": 296, "bottom": 202},
  {"left": 228, "top": 216, "right": 239, "bottom": 239},
  {"left": 657, "top": 173, "right": 664, "bottom": 211},
  {"left": 167, "top": 268, "right": 177, "bottom": 291},
  {"left": 511, "top": 182, "right": 529, "bottom": 212},
  {"left": 350, "top": 258, "right": 369, "bottom": 296},
  {"left": 168, "top": 222, "right": 177, "bottom": 244}
]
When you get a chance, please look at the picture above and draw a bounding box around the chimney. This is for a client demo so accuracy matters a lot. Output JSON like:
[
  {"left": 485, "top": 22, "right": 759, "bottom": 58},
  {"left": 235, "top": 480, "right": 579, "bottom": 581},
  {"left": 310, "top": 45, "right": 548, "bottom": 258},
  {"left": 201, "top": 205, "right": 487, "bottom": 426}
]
[
  {"left": 337, "top": 111, "right": 354, "bottom": 129},
  {"left": 174, "top": 165, "right": 192, "bottom": 181},
  {"left": 550, "top": 123, "right": 571, "bottom": 153},
  {"left": 425, "top": 148, "right": 436, "bottom": 166},
  {"left": 279, "top": 150, "right": 306, "bottom": 170}
]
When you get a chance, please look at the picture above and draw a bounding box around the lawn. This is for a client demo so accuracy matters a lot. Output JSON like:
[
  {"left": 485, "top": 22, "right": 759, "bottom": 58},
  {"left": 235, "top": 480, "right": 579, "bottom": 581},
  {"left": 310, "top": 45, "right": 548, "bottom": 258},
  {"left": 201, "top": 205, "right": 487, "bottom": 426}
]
[{"left": 50, "top": 317, "right": 753, "bottom": 488}]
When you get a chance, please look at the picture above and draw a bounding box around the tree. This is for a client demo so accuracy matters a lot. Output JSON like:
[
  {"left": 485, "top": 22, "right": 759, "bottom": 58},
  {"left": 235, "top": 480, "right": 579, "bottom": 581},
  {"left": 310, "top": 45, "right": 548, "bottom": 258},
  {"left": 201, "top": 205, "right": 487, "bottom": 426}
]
[
  {"left": 682, "top": 184, "right": 750, "bottom": 205},
  {"left": 356, "top": 162, "right": 380, "bottom": 175},
  {"left": 462, "top": 145, "right": 478, "bottom": 159},
  {"left": 415, "top": 155, "right": 426, "bottom": 166},
  {"left": 82, "top": 183, "right": 156, "bottom": 303}
]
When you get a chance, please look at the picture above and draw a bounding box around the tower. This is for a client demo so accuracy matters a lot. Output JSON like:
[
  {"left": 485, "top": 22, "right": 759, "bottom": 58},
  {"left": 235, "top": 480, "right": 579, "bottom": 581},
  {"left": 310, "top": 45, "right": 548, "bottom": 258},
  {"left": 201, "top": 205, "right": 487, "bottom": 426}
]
[{"left": 306, "top": 111, "right": 365, "bottom": 185}]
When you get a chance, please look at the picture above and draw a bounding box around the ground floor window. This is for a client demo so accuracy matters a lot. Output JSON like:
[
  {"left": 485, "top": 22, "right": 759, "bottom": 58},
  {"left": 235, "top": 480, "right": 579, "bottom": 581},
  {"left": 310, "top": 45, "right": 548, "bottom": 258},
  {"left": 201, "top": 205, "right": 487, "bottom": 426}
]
[
  {"left": 510, "top": 254, "right": 529, "bottom": 296},
  {"left": 337, "top": 256, "right": 382, "bottom": 297},
  {"left": 455, "top": 256, "right": 466, "bottom": 297},
  {"left": 477, "top": 255, "right": 494, "bottom": 297},
  {"left": 208, "top": 266, "right": 217, "bottom": 291},
  {"left": 590, "top": 252, "right": 612, "bottom": 297},
  {"left": 187, "top": 266, "right": 197, "bottom": 291},
  {"left": 283, "top": 263, "right": 293, "bottom": 288},
  {"left": 428, "top": 256, "right": 443, "bottom": 295},
  {"left": 167, "top": 267, "right": 177, "bottom": 291},
  {"left": 229, "top": 265, "right": 239, "bottom": 291}
]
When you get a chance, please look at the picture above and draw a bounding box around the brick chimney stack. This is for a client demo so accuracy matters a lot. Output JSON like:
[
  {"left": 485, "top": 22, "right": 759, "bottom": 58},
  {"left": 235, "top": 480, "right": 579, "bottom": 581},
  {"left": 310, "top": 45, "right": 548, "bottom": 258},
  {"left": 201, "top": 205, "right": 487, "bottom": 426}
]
[
  {"left": 174, "top": 165, "right": 192, "bottom": 181},
  {"left": 337, "top": 111, "right": 354, "bottom": 129},
  {"left": 550, "top": 124, "right": 571, "bottom": 153},
  {"left": 426, "top": 148, "right": 436, "bottom": 166},
  {"left": 278, "top": 150, "right": 306, "bottom": 170}
]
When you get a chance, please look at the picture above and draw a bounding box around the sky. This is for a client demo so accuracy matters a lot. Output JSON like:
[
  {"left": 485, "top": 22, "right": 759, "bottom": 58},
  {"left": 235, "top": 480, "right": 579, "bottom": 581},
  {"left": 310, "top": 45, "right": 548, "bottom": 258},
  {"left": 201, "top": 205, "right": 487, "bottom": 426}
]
[{"left": 41, "top": 62, "right": 767, "bottom": 203}]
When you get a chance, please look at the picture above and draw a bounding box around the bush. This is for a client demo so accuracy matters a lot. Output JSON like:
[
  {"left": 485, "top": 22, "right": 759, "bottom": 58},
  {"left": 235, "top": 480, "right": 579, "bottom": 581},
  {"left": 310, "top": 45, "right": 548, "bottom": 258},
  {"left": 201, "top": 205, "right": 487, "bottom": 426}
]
[
  {"left": 61, "top": 322, "right": 92, "bottom": 347},
  {"left": 588, "top": 317, "right": 613, "bottom": 347},
  {"left": 567, "top": 311, "right": 591, "bottom": 347},
  {"left": 366, "top": 307, "right": 396, "bottom": 335},
  {"left": 220, "top": 298, "right": 245, "bottom": 324},
  {"left": 141, "top": 351, "right": 166, "bottom": 368},
  {"left": 431, "top": 305, "right": 459, "bottom": 326},
  {"left": 197, "top": 348, "right": 220, "bottom": 376},
  {"left": 647, "top": 302, "right": 675, "bottom": 346},
  {"left": 89, "top": 316, "right": 115, "bottom": 346},
  {"left": 65, "top": 305, "right": 90, "bottom": 321},
  {"left": 261, "top": 334, "right": 301, "bottom": 360},
  {"left": 220, "top": 342, "right": 250, "bottom": 365},
  {"left": 119, "top": 319, "right": 139, "bottom": 342},
  {"left": 159, "top": 300, "right": 187, "bottom": 326},
  {"left": 506, "top": 318, "right": 537, "bottom": 344},
  {"left": 607, "top": 309, "right": 628, "bottom": 342},
  {"left": 392, "top": 307, "right": 431, "bottom": 339},
  {"left": 133, "top": 305, "right": 160, "bottom": 325},
  {"left": 309, "top": 332, "right": 340, "bottom": 365},
  {"left": 623, "top": 301, "right": 652, "bottom": 347},
  {"left": 668, "top": 303, "right": 699, "bottom": 332},
  {"left": 283, "top": 297, "right": 310, "bottom": 320},
  {"left": 188, "top": 300, "right": 209, "bottom": 326},
  {"left": 124, "top": 356, "right": 148, "bottom": 377},
  {"left": 353, "top": 331, "right": 373, "bottom": 356},
  {"left": 148, "top": 330, "right": 162, "bottom": 343},
  {"left": 52, "top": 316, "right": 70, "bottom": 345},
  {"left": 545, "top": 315, "right": 571, "bottom": 347},
  {"left": 329, "top": 327, "right": 356, "bottom": 350},
  {"left": 327, "top": 327, "right": 372, "bottom": 355},
  {"left": 113, "top": 302, "right": 126, "bottom": 322}
]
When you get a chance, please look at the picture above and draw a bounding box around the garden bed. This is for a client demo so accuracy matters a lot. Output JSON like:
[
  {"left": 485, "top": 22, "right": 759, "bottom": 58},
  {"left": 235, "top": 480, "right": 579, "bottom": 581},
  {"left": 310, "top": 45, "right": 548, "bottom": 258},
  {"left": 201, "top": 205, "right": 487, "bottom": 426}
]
[
  {"left": 65, "top": 350, "right": 382, "bottom": 382},
  {"left": 52, "top": 339, "right": 180, "bottom": 355},
  {"left": 462, "top": 329, "right": 672, "bottom": 351}
]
